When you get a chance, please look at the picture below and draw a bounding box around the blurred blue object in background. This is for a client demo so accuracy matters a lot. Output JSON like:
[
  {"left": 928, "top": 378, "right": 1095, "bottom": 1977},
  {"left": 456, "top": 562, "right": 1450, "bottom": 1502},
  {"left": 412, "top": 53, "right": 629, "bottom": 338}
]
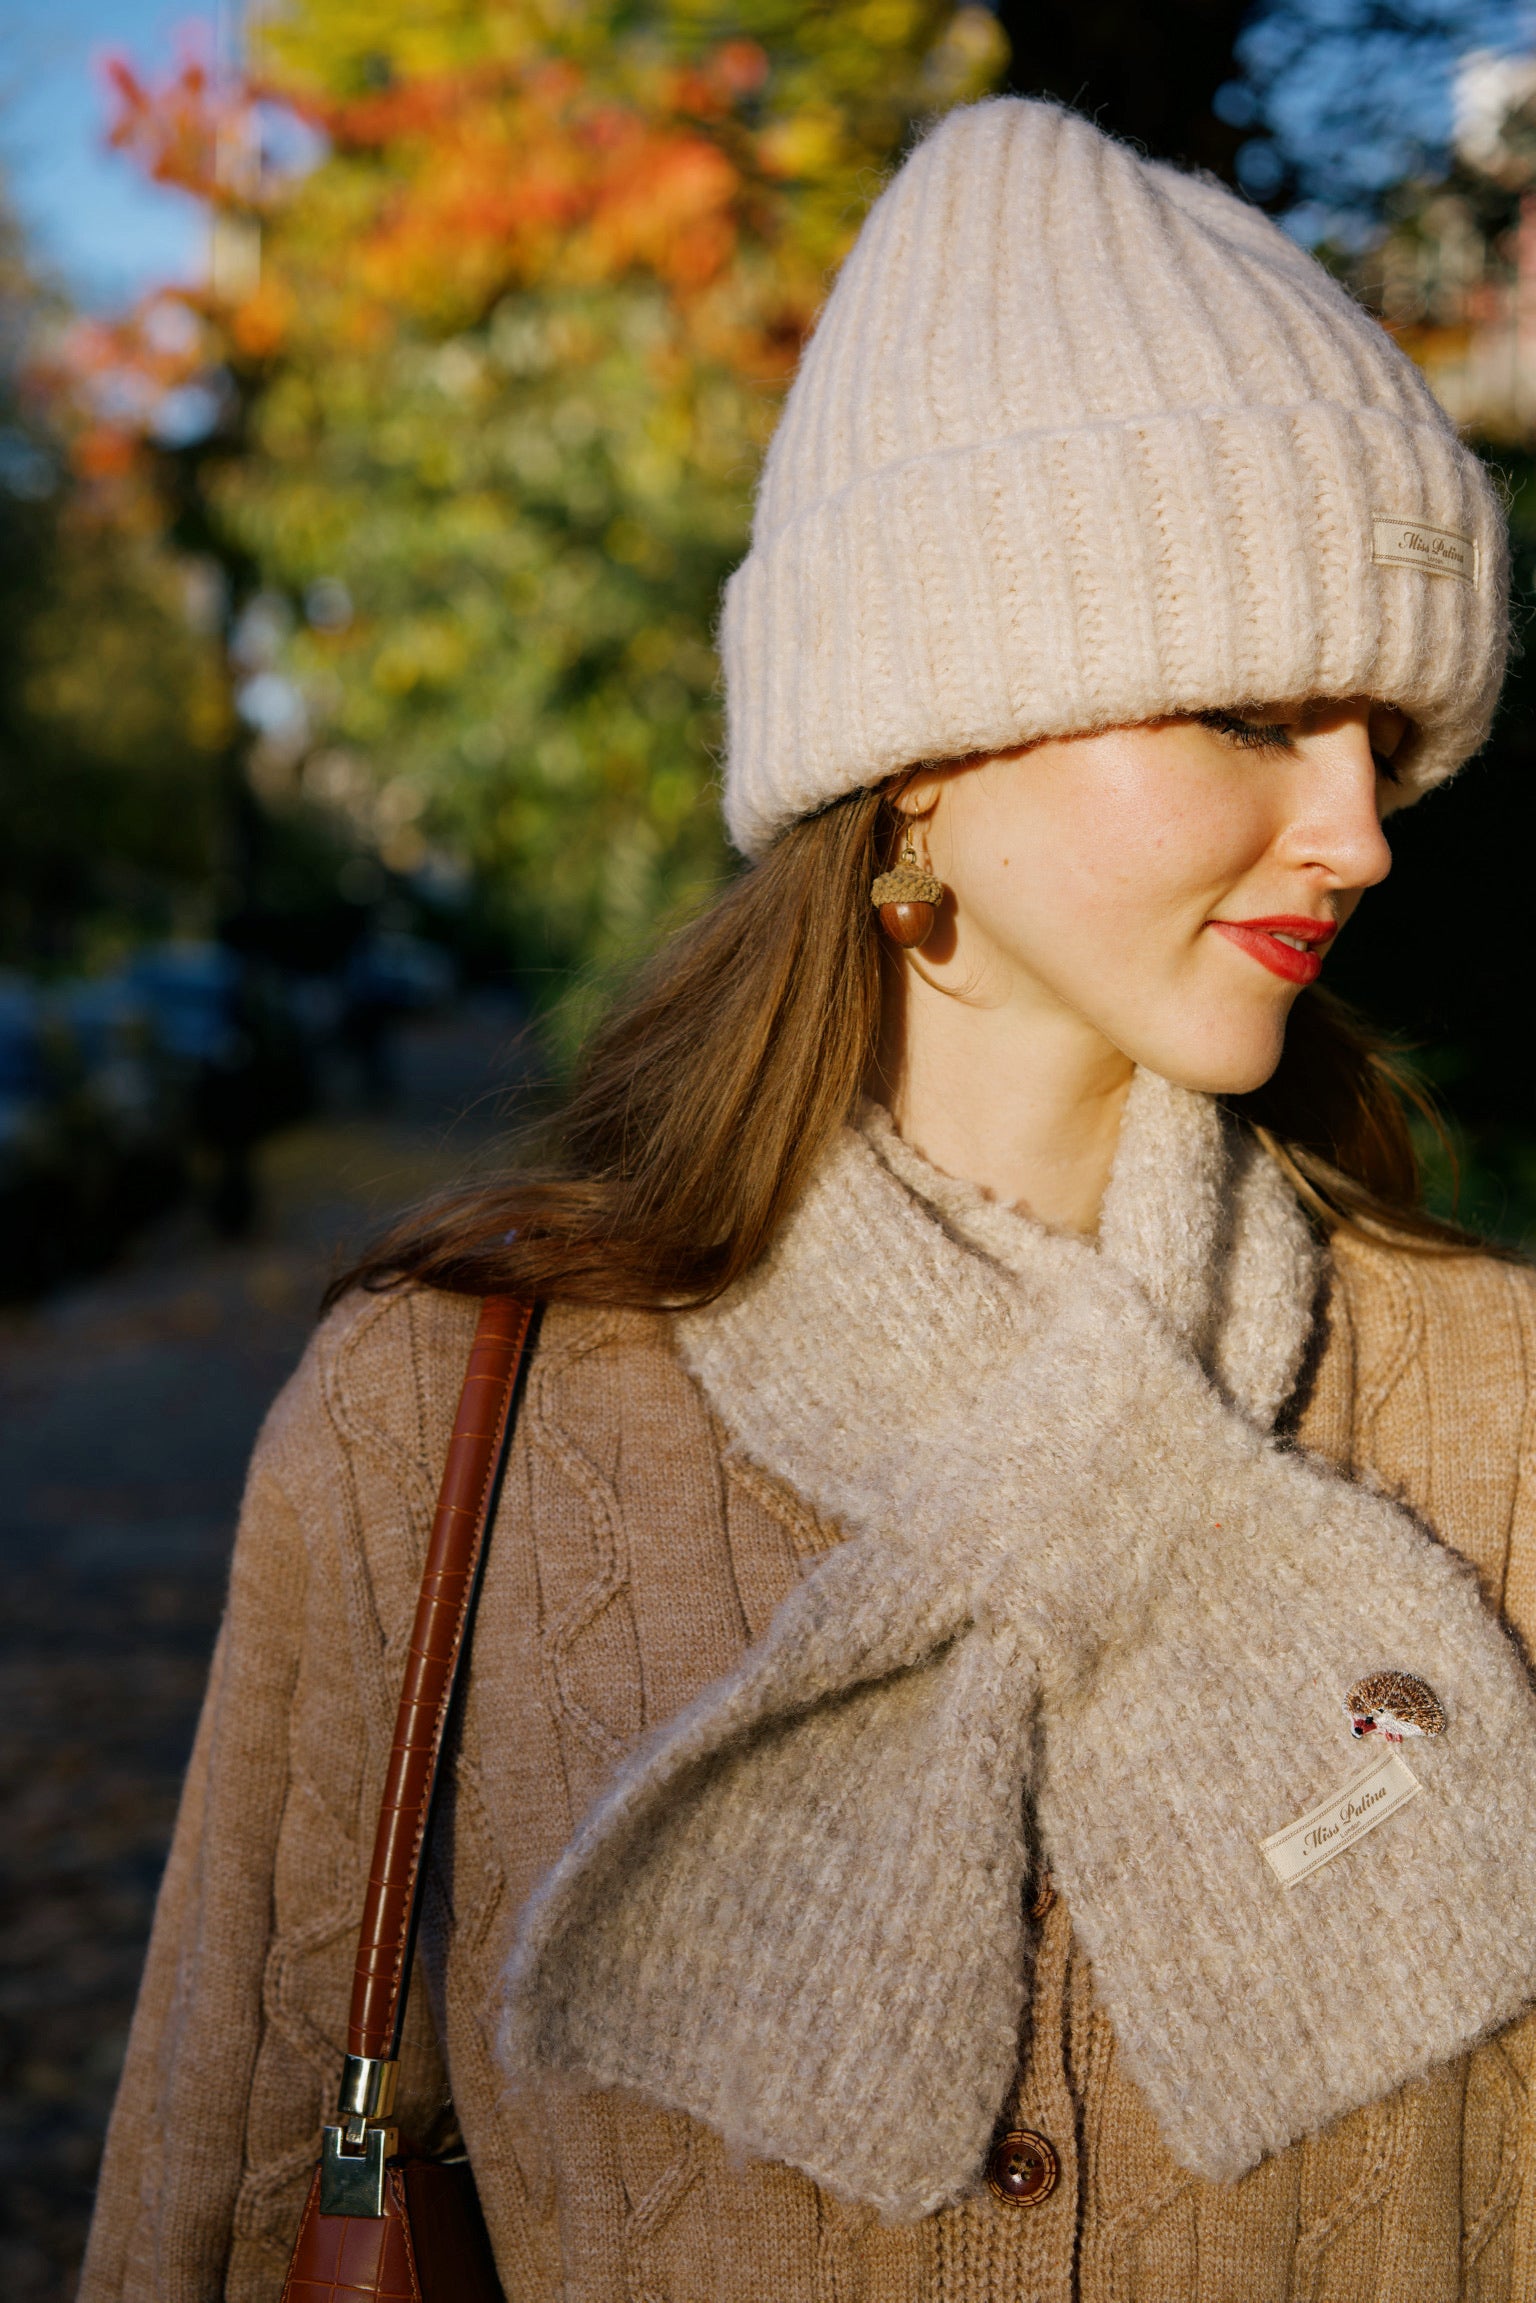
[
  {"left": 0, "top": 930, "right": 470, "bottom": 1293},
  {"left": 124, "top": 941, "right": 246, "bottom": 1068}
]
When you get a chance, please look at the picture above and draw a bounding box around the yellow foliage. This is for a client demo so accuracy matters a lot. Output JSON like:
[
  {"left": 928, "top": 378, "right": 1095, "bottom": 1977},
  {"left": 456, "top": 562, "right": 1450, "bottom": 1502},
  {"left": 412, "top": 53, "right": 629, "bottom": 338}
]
[{"left": 94, "top": 0, "right": 1004, "bottom": 989}]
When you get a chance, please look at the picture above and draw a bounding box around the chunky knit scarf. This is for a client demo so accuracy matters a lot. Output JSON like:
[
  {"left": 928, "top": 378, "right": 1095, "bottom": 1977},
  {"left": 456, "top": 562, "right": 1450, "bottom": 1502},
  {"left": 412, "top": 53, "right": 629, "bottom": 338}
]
[{"left": 503, "top": 1073, "right": 1536, "bottom": 2216}]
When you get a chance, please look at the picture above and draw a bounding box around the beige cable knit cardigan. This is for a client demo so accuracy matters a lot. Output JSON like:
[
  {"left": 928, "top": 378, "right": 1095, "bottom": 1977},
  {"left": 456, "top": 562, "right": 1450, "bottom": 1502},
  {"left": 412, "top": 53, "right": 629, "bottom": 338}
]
[{"left": 81, "top": 1235, "right": 1536, "bottom": 2303}]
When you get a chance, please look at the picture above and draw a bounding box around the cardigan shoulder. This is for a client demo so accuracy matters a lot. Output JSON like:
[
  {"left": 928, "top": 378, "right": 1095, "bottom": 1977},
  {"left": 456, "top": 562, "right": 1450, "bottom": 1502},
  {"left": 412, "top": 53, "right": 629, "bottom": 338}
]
[
  {"left": 252, "top": 1281, "right": 481, "bottom": 1502},
  {"left": 274, "top": 1287, "right": 702, "bottom": 1479},
  {"left": 1325, "top": 1230, "right": 1536, "bottom": 1638},
  {"left": 250, "top": 1288, "right": 686, "bottom": 1560},
  {"left": 291, "top": 1284, "right": 836, "bottom": 1540},
  {"left": 1327, "top": 1224, "right": 1536, "bottom": 1374},
  {"left": 256, "top": 1288, "right": 841, "bottom": 1687}
]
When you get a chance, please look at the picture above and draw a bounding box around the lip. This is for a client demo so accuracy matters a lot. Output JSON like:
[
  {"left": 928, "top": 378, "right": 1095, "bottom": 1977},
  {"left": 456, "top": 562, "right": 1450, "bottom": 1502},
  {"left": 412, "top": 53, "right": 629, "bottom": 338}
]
[{"left": 1208, "top": 914, "right": 1338, "bottom": 987}]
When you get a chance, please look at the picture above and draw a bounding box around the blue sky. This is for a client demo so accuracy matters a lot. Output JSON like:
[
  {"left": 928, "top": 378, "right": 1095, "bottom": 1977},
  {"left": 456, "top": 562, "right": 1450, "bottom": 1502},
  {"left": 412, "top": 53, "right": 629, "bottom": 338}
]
[{"left": 1, "top": 0, "right": 211, "bottom": 309}]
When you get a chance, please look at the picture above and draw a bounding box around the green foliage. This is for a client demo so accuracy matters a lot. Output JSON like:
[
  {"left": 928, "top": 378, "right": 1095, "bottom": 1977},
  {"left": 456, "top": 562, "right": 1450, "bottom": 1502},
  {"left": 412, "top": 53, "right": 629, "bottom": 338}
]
[
  {"left": 229, "top": 278, "right": 755, "bottom": 983},
  {"left": 164, "top": 0, "right": 1005, "bottom": 1016}
]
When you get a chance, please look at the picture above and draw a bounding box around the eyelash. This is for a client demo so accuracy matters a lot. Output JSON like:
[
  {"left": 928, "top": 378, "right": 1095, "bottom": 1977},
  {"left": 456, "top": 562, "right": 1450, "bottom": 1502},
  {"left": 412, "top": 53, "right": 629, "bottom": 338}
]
[
  {"left": 1197, "top": 710, "right": 1292, "bottom": 753},
  {"left": 1198, "top": 709, "right": 1403, "bottom": 783}
]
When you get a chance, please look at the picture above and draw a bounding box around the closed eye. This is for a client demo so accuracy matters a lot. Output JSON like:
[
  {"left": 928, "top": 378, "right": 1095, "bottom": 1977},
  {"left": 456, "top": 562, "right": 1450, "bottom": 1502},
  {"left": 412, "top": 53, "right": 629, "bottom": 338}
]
[{"left": 1196, "top": 709, "right": 1294, "bottom": 753}]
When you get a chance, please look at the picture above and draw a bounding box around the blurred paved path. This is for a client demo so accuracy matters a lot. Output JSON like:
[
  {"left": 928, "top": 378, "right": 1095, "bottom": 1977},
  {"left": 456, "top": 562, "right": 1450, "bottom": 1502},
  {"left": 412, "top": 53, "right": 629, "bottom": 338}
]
[{"left": 0, "top": 999, "right": 533, "bottom": 2302}]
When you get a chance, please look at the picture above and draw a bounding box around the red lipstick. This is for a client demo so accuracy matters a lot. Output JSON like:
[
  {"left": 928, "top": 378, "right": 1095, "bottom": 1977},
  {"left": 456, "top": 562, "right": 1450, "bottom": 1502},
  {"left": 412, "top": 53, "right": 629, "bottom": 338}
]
[{"left": 1208, "top": 914, "right": 1337, "bottom": 986}]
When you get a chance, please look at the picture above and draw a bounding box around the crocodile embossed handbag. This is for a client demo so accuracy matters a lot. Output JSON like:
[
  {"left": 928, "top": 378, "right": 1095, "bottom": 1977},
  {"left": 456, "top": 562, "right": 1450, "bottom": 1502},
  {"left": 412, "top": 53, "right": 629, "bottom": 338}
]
[{"left": 280, "top": 1296, "right": 540, "bottom": 2303}]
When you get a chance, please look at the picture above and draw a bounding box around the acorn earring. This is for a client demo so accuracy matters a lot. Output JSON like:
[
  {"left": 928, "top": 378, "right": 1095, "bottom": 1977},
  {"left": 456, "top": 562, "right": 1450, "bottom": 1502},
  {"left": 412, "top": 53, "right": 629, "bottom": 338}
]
[{"left": 871, "top": 832, "right": 944, "bottom": 948}]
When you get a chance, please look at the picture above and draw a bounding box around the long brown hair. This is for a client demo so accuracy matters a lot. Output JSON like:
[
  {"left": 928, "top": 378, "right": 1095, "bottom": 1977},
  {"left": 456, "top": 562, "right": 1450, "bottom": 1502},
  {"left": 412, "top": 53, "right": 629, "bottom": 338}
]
[{"left": 337, "top": 781, "right": 1494, "bottom": 1309}]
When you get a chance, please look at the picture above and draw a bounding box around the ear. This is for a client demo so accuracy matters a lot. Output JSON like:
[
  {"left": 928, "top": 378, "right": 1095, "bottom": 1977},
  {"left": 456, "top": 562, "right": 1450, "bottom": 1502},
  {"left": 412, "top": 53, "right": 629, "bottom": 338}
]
[{"left": 892, "top": 769, "right": 944, "bottom": 820}]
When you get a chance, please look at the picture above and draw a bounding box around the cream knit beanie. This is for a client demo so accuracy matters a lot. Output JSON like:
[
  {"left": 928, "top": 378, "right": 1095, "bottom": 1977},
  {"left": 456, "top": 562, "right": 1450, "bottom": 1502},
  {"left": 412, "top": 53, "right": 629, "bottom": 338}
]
[{"left": 719, "top": 99, "right": 1508, "bottom": 857}]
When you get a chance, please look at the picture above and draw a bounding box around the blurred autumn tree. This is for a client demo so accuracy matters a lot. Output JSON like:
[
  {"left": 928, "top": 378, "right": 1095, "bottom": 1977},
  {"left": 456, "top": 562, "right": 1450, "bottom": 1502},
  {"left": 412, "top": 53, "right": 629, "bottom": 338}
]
[
  {"left": 85, "top": 0, "right": 1003, "bottom": 1015},
  {"left": 0, "top": 192, "right": 224, "bottom": 968}
]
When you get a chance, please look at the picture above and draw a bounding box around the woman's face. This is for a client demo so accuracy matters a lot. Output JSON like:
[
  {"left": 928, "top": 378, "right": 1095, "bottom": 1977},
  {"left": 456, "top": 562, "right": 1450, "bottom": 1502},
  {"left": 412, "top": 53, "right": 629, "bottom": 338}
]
[{"left": 898, "top": 701, "right": 1405, "bottom": 1096}]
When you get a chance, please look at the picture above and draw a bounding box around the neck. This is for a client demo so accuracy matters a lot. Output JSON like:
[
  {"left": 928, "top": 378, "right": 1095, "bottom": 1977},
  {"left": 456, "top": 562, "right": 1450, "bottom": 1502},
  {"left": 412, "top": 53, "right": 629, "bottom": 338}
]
[{"left": 876, "top": 965, "right": 1134, "bottom": 1233}]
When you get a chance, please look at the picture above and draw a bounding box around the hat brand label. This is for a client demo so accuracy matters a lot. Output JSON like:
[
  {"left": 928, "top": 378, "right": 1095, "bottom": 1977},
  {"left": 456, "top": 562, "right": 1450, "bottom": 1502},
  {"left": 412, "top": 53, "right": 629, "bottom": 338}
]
[
  {"left": 1372, "top": 516, "right": 1478, "bottom": 585},
  {"left": 1260, "top": 1747, "right": 1421, "bottom": 1888}
]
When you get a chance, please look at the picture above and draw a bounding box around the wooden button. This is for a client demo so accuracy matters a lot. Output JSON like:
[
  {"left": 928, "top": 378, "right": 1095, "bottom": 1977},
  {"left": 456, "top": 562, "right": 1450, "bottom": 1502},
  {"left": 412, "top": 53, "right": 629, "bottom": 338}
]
[{"left": 986, "top": 2128, "right": 1060, "bottom": 2205}]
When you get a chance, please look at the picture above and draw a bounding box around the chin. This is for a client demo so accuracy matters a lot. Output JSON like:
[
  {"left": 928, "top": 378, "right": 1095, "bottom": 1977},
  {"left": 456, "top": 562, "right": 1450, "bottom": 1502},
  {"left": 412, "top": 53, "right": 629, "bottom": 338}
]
[{"left": 1136, "top": 1015, "right": 1289, "bottom": 1099}]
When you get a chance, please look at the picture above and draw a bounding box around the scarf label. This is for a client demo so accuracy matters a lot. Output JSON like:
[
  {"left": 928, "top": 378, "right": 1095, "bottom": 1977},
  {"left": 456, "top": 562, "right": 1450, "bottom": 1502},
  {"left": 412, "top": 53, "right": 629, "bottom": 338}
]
[{"left": 1260, "top": 1749, "right": 1421, "bottom": 1888}]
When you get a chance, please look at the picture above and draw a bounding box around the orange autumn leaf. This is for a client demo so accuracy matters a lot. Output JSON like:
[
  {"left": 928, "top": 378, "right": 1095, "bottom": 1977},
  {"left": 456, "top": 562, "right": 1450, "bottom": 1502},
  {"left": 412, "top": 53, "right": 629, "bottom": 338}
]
[
  {"left": 103, "top": 53, "right": 225, "bottom": 201},
  {"left": 230, "top": 278, "right": 296, "bottom": 359},
  {"left": 301, "top": 61, "right": 752, "bottom": 327},
  {"left": 71, "top": 424, "right": 143, "bottom": 481}
]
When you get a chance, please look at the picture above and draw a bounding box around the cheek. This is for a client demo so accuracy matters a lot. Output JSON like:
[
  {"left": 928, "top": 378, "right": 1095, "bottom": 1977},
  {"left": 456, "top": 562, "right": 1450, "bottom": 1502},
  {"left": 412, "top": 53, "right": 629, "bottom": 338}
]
[
  {"left": 939, "top": 760, "right": 1302, "bottom": 1090},
  {"left": 956, "top": 770, "right": 1260, "bottom": 968}
]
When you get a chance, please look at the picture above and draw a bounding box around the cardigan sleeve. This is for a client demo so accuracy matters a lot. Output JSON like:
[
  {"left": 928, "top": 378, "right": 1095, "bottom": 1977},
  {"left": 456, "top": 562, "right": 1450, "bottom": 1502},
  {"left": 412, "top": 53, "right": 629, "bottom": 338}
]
[
  {"left": 76, "top": 1286, "right": 460, "bottom": 2303},
  {"left": 76, "top": 1441, "right": 313, "bottom": 2303}
]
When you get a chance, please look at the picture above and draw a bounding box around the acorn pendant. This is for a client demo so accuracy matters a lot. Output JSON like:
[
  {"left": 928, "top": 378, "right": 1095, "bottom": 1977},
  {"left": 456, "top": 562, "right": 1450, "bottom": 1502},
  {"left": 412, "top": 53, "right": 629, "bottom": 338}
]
[{"left": 871, "top": 856, "right": 944, "bottom": 948}]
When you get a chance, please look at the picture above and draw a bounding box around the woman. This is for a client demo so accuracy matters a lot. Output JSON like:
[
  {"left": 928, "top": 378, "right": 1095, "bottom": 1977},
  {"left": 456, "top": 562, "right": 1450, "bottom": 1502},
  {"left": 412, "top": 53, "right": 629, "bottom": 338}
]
[{"left": 82, "top": 98, "right": 1536, "bottom": 2303}]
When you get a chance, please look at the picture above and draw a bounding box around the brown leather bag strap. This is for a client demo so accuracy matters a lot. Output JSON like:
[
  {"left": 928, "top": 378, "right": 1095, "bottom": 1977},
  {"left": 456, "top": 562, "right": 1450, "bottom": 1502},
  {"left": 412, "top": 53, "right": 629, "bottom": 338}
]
[{"left": 348, "top": 1294, "right": 540, "bottom": 2063}]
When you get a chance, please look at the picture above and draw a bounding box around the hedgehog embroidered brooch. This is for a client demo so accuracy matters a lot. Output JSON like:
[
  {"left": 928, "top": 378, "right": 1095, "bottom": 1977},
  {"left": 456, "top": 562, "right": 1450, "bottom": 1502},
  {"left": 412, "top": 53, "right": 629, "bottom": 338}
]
[{"left": 1345, "top": 1672, "right": 1447, "bottom": 1743}]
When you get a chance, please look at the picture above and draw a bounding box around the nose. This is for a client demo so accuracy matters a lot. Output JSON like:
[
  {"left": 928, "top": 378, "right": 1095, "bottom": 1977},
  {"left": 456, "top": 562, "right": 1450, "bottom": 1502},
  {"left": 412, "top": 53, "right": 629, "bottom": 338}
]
[{"left": 1284, "top": 717, "right": 1394, "bottom": 897}]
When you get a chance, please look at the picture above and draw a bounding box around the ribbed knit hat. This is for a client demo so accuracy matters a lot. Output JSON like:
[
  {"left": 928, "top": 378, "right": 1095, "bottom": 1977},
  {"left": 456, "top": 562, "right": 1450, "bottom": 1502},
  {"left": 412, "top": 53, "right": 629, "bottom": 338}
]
[{"left": 719, "top": 99, "right": 1508, "bottom": 857}]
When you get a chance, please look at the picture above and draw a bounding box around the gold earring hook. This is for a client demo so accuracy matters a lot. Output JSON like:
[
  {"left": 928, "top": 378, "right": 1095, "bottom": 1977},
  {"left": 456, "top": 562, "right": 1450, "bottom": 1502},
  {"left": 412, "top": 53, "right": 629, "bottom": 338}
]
[{"left": 892, "top": 801, "right": 928, "bottom": 866}]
